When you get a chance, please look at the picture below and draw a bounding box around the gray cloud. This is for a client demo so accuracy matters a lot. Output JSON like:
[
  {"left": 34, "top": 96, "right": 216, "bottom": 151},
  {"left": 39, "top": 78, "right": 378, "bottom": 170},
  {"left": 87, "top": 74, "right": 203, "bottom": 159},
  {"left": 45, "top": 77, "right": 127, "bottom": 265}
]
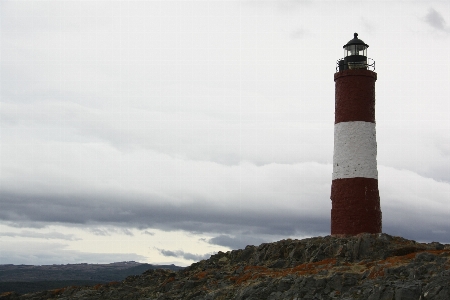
[
  {"left": 121, "top": 229, "right": 134, "bottom": 236},
  {"left": 1, "top": 162, "right": 450, "bottom": 246},
  {"left": 142, "top": 230, "right": 155, "bottom": 236},
  {"left": 88, "top": 227, "right": 134, "bottom": 237},
  {"left": 424, "top": 8, "right": 449, "bottom": 31},
  {"left": 0, "top": 231, "right": 80, "bottom": 241},
  {"left": 89, "top": 228, "right": 111, "bottom": 236},
  {"left": 207, "top": 234, "right": 267, "bottom": 250},
  {"left": 0, "top": 188, "right": 330, "bottom": 238},
  {"left": 2, "top": 164, "right": 450, "bottom": 246},
  {"left": 157, "top": 249, "right": 212, "bottom": 262},
  {"left": 3, "top": 221, "right": 49, "bottom": 229}
]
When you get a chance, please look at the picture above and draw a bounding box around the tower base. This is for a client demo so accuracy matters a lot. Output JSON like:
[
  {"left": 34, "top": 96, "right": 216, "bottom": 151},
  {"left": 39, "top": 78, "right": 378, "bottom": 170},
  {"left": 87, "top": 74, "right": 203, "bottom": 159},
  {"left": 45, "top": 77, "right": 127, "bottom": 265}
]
[{"left": 331, "top": 177, "right": 382, "bottom": 235}]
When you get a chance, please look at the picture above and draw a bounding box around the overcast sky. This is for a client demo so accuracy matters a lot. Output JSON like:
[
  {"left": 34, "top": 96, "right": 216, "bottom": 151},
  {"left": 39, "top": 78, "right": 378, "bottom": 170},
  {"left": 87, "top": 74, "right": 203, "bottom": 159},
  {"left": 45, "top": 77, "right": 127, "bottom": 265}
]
[{"left": 1, "top": 0, "right": 450, "bottom": 266}]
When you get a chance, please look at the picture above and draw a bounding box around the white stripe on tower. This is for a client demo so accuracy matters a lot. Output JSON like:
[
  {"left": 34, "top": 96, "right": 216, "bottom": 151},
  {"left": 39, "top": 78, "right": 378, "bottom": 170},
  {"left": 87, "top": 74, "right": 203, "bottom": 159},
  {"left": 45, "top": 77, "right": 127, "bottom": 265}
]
[{"left": 332, "top": 121, "right": 378, "bottom": 180}]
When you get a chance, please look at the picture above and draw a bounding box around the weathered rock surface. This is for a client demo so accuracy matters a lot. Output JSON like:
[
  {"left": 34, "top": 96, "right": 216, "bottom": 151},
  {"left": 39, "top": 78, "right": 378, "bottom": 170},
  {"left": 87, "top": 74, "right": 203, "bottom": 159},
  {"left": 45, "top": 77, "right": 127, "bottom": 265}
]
[{"left": 1, "top": 233, "right": 449, "bottom": 300}]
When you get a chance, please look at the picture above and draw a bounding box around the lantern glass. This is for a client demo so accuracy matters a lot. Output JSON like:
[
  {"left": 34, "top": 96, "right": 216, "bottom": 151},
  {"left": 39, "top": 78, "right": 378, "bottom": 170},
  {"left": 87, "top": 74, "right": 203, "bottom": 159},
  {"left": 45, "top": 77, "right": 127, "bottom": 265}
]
[{"left": 345, "top": 45, "right": 367, "bottom": 57}]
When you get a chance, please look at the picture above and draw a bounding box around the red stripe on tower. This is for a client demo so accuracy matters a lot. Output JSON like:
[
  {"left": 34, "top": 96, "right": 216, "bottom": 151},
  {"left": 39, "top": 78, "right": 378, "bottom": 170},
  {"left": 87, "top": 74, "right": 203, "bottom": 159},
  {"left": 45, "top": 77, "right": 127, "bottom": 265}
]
[{"left": 331, "top": 33, "right": 382, "bottom": 235}]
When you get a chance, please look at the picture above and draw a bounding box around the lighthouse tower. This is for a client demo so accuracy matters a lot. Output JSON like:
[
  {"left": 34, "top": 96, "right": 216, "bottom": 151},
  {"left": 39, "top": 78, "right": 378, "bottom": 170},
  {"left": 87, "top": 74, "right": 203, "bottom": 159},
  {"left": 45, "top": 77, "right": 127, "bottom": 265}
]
[{"left": 331, "top": 33, "right": 382, "bottom": 235}]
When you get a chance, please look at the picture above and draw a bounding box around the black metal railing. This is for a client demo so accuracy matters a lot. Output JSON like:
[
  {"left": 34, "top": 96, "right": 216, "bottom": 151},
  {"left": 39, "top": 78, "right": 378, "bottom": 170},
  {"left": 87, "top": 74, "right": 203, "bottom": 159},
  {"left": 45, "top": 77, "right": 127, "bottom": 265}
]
[{"left": 336, "top": 57, "right": 375, "bottom": 72}]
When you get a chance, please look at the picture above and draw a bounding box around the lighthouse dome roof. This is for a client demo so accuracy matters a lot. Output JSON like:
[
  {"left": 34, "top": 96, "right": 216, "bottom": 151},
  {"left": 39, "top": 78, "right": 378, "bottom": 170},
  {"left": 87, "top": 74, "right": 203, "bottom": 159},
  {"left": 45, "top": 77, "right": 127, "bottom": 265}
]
[{"left": 343, "top": 33, "right": 369, "bottom": 48}]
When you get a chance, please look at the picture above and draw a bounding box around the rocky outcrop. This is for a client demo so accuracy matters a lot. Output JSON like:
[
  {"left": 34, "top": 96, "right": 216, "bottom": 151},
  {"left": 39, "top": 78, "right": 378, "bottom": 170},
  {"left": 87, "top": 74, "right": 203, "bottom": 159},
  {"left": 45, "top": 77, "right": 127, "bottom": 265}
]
[{"left": 1, "top": 233, "right": 450, "bottom": 299}]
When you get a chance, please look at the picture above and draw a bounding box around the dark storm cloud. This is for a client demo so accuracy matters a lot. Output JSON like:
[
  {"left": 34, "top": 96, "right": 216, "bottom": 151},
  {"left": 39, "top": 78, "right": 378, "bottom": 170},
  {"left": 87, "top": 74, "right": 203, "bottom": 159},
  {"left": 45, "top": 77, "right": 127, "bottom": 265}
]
[
  {"left": 2, "top": 174, "right": 450, "bottom": 245},
  {"left": 0, "top": 190, "right": 330, "bottom": 239},
  {"left": 384, "top": 221, "right": 450, "bottom": 245},
  {"left": 157, "top": 249, "right": 212, "bottom": 262},
  {"left": 424, "top": 8, "right": 449, "bottom": 32},
  {"left": 1, "top": 147, "right": 450, "bottom": 246}
]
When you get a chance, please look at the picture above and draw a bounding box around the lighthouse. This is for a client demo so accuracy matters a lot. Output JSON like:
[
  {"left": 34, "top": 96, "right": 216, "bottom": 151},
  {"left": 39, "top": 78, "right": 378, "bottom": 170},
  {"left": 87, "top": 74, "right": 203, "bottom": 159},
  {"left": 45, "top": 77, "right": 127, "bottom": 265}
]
[{"left": 331, "top": 33, "right": 382, "bottom": 235}]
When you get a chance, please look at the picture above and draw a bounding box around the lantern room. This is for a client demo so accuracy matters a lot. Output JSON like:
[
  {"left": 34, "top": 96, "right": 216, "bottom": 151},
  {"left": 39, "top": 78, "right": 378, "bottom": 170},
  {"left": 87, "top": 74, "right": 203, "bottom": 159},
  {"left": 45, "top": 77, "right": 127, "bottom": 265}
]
[{"left": 337, "top": 33, "right": 374, "bottom": 72}]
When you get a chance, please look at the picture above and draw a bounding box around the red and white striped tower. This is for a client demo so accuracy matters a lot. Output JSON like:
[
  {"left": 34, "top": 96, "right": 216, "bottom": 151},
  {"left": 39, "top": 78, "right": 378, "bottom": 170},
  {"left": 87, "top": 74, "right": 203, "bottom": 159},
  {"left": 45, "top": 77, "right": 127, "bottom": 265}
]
[{"left": 331, "top": 33, "right": 382, "bottom": 235}]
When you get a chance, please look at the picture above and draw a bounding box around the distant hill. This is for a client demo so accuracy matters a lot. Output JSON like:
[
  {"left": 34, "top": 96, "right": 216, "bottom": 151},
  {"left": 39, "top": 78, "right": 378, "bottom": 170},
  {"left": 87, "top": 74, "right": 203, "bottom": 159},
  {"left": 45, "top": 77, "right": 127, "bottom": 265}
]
[
  {"left": 1, "top": 234, "right": 450, "bottom": 299},
  {"left": 0, "top": 261, "right": 183, "bottom": 295}
]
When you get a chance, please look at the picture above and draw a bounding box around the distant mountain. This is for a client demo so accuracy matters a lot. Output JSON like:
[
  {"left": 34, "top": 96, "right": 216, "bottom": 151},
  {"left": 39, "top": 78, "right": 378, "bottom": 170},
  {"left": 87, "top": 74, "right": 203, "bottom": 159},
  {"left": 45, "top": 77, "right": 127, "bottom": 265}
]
[
  {"left": 0, "top": 261, "right": 183, "bottom": 295},
  {"left": 1, "top": 234, "right": 450, "bottom": 299}
]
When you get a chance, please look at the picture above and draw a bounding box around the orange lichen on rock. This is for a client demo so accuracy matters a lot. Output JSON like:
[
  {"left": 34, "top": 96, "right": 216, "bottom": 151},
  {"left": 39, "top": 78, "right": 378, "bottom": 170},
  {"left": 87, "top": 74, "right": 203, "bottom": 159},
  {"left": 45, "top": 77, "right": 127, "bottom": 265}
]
[
  {"left": 290, "top": 258, "right": 337, "bottom": 276},
  {"left": 235, "top": 273, "right": 254, "bottom": 285},
  {"left": 368, "top": 267, "right": 385, "bottom": 279},
  {"left": 229, "top": 249, "right": 450, "bottom": 284},
  {"left": 229, "top": 258, "right": 338, "bottom": 286},
  {"left": 366, "top": 249, "right": 450, "bottom": 278},
  {"left": 51, "top": 287, "right": 67, "bottom": 296},
  {"left": 107, "top": 281, "right": 120, "bottom": 286},
  {"left": 196, "top": 271, "right": 208, "bottom": 279},
  {"left": 162, "top": 276, "right": 176, "bottom": 285},
  {"left": 243, "top": 265, "right": 266, "bottom": 272}
]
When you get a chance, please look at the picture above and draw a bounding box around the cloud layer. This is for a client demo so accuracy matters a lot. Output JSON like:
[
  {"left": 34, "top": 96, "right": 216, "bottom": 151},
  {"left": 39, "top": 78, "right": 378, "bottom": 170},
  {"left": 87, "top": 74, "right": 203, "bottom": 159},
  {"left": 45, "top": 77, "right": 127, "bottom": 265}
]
[{"left": 1, "top": 1, "right": 450, "bottom": 265}]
